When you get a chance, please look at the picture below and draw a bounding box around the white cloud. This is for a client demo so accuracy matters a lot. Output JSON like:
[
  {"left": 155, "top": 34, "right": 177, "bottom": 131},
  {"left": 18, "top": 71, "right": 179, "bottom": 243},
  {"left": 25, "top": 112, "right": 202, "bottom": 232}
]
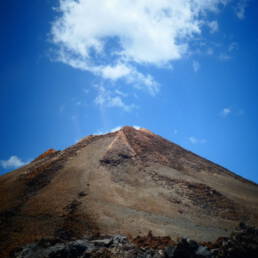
[
  {"left": 188, "top": 136, "right": 207, "bottom": 144},
  {"left": 110, "top": 125, "right": 141, "bottom": 132},
  {"left": 94, "top": 85, "right": 137, "bottom": 111},
  {"left": 94, "top": 125, "right": 141, "bottom": 135},
  {"left": 220, "top": 107, "right": 232, "bottom": 117},
  {"left": 234, "top": 0, "right": 249, "bottom": 19},
  {"left": 51, "top": 0, "right": 230, "bottom": 92},
  {"left": 207, "top": 20, "right": 219, "bottom": 33},
  {"left": 110, "top": 126, "right": 123, "bottom": 133},
  {"left": 126, "top": 69, "right": 159, "bottom": 96},
  {"left": 192, "top": 60, "right": 200, "bottom": 72},
  {"left": 0, "top": 156, "right": 27, "bottom": 169},
  {"left": 100, "top": 64, "right": 131, "bottom": 80}
]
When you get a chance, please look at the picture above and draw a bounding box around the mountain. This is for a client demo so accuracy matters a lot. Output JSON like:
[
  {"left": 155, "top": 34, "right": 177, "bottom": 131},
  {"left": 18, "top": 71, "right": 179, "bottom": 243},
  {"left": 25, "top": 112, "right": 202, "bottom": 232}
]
[{"left": 0, "top": 126, "right": 258, "bottom": 257}]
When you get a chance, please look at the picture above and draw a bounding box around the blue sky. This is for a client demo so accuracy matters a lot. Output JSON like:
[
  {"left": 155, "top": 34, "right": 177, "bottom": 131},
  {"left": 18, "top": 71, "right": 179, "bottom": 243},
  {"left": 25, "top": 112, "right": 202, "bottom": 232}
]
[{"left": 1, "top": 0, "right": 258, "bottom": 183}]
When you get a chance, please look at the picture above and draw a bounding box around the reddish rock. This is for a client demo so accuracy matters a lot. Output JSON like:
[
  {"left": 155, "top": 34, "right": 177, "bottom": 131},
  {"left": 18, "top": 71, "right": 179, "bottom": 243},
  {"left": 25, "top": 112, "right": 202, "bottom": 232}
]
[{"left": 34, "top": 149, "right": 58, "bottom": 161}]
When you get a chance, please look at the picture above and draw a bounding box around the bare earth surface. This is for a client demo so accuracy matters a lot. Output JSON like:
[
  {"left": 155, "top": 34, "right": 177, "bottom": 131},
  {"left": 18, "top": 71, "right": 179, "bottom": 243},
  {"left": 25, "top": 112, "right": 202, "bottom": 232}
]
[{"left": 0, "top": 126, "right": 258, "bottom": 257}]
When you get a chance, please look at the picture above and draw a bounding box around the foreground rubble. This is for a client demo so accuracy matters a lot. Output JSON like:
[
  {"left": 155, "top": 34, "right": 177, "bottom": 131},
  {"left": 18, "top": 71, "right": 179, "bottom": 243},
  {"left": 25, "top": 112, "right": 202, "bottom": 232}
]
[{"left": 12, "top": 223, "right": 258, "bottom": 258}]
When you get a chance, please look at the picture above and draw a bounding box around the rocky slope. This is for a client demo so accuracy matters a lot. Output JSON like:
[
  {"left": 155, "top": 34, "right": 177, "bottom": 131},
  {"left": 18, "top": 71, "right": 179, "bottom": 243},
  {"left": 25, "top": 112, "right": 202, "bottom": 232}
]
[{"left": 0, "top": 126, "right": 258, "bottom": 257}]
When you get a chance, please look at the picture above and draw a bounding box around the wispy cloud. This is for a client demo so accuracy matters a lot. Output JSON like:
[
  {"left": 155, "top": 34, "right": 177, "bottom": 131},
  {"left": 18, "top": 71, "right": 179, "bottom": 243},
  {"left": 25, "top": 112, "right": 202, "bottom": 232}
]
[
  {"left": 218, "top": 42, "right": 239, "bottom": 61},
  {"left": 220, "top": 107, "right": 232, "bottom": 117},
  {"left": 188, "top": 136, "right": 207, "bottom": 144},
  {"left": 94, "top": 85, "right": 137, "bottom": 112},
  {"left": 219, "top": 53, "right": 231, "bottom": 61},
  {"left": 114, "top": 90, "right": 127, "bottom": 97},
  {"left": 206, "top": 48, "right": 214, "bottom": 56},
  {"left": 100, "top": 64, "right": 159, "bottom": 95},
  {"left": 228, "top": 42, "right": 239, "bottom": 52},
  {"left": 51, "top": 0, "right": 231, "bottom": 97},
  {"left": 0, "top": 156, "right": 28, "bottom": 169},
  {"left": 220, "top": 107, "right": 245, "bottom": 117},
  {"left": 207, "top": 20, "right": 219, "bottom": 33},
  {"left": 192, "top": 60, "right": 200, "bottom": 72},
  {"left": 234, "top": 0, "right": 249, "bottom": 20}
]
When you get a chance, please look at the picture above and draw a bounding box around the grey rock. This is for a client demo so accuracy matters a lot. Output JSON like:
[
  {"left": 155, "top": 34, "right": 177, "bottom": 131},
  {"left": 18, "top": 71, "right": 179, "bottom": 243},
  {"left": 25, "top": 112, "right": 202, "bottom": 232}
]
[
  {"left": 195, "top": 245, "right": 211, "bottom": 257},
  {"left": 91, "top": 238, "right": 113, "bottom": 247},
  {"left": 113, "top": 234, "right": 128, "bottom": 245},
  {"left": 164, "top": 246, "right": 176, "bottom": 257},
  {"left": 186, "top": 238, "right": 199, "bottom": 250}
]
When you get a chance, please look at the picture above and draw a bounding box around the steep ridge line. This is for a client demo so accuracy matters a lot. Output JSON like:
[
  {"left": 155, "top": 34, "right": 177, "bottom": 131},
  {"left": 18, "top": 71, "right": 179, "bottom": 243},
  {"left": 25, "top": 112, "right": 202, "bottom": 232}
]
[
  {"left": 100, "top": 129, "right": 137, "bottom": 166},
  {"left": 106, "top": 129, "right": 137, "bottom": 156}
]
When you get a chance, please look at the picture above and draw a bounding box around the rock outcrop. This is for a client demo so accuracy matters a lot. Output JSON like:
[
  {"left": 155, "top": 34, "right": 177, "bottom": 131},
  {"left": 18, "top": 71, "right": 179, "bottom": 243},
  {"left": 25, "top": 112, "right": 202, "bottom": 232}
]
[{"left": 12, "top": 224, "right": 258, "bottom": 258}]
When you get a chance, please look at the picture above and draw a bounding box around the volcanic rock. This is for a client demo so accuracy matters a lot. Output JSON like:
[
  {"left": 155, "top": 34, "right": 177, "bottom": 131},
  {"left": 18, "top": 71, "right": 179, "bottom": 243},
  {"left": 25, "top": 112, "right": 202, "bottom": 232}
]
[{"left": 11, "top": 224, "right": 258, "bottom": 258}]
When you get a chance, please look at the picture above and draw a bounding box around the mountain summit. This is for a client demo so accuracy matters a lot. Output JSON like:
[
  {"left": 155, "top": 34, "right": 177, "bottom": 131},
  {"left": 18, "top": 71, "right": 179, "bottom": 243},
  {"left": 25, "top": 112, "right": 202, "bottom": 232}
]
[{"left": 1, "top": 126, "right": 258, "bottom": 257}]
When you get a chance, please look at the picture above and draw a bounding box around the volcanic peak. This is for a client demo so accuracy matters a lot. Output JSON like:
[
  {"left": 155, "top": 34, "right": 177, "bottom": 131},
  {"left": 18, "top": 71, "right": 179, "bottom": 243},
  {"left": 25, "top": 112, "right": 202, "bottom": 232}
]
[{"left": 1, "top": 126, "right": 258, "bottom": 258}]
